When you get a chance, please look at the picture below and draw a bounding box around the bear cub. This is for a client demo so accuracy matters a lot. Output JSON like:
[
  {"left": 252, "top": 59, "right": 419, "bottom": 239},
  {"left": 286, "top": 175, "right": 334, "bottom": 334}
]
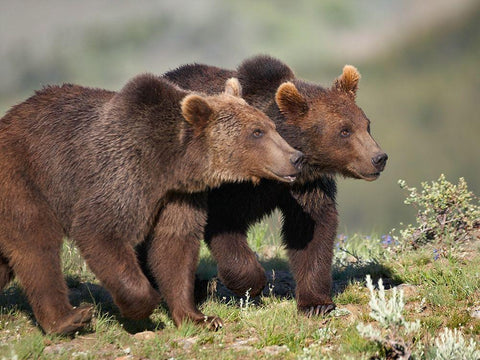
[
  {"left": 159, "top": 55, "right": 387, "bottom": 317},
  {"left": 0, "top": 74, "right": 303, "bottom": 334}
]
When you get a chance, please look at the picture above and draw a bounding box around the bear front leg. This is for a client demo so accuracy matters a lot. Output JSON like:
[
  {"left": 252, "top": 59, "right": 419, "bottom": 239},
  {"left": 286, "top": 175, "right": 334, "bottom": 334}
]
[
  {"left": 147, "top": 194, "right": 222, "bottom": 330},
  {"left": 281, "top": 181, "right": 338, "bottom": 317}
]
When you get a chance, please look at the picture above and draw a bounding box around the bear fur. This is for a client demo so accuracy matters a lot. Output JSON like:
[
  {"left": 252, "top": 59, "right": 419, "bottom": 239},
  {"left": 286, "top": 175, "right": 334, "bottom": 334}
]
[
  {"left": 159, "top": 55, "right": 388, "bottom": 316},
  {"left": 0, "top": 73, "right": 303, "bottom": 334}
]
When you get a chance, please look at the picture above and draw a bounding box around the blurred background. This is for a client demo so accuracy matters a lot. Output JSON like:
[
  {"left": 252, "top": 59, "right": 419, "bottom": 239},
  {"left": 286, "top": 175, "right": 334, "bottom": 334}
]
[{"left": 1, "top": 0, "right": 478, "bottom": 235}]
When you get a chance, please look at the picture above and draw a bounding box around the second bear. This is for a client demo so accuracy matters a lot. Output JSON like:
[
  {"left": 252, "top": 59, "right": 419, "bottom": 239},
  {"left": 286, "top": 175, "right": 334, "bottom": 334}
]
[{"left": 159, "top": 55, "right": 387, "bottom": 316}]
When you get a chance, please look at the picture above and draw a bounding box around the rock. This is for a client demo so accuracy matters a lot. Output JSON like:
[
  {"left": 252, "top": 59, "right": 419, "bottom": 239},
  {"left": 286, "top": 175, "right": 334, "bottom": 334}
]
[
  {"left": 470, "top": 307, "right": 480, "bottom": 319},
  {"left": 229, "top": 337, "right": 257, "bottom": 352},
  {"left": 44, "top": 344, "right": 69, "bottom": 355},
  {"left": 396, "top": 284, "right": 418, "bottom": 298},
  {"left": 133, "top": 331, "right": 156, "bottom": 340},
  {"left": 263, "top": 344, "right": 289, "bottom": 355},
  {"left": 177, "top": 336, "right": 198, "bottom": 350}
]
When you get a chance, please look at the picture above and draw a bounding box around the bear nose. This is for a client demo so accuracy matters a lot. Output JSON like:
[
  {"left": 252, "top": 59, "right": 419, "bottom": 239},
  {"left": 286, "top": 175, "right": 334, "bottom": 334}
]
[
  {"left": 371, "top": 152, "right": 388, "bottom": 170},
  {"left": 290, "top": 150, "right": 304, "bottom": 170}
]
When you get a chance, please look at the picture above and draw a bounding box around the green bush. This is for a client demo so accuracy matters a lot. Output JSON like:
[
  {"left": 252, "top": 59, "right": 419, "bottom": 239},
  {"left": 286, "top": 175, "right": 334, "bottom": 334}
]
[{"left": 397, "top": 174, "right": 480, "bottom": 248}]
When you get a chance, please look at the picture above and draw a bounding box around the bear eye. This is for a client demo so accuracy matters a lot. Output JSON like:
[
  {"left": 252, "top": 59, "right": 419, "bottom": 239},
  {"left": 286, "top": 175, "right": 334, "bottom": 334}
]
[
  {"left": 252, "top": 129, "right": 264, "bottom": 138},
  {"left": 340, "top": 129, "right": 350, "bottom": 138}
]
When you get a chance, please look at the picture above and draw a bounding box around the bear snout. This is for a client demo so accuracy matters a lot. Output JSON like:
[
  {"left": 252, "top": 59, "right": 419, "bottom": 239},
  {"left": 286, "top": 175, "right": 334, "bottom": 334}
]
[
  {"left": 371, "top": 152, "right": 388, "bottom": 171},
  {"left": 290, "top": 150, "right": 304, "bottom": 171}
]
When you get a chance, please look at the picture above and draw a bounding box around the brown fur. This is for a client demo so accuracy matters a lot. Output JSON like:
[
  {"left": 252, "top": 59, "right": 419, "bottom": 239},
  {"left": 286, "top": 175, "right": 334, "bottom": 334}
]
[
  {"left": 0, "top": 73, "right": 302, "bottom": 334},
  {"left": 156, "top": 55, "right": 387, "bottom": 316}
]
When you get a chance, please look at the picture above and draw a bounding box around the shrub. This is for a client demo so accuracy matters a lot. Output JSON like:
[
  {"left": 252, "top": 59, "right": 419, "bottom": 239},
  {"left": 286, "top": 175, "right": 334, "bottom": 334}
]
[{"left": 397, "top": 174, "right": 480, "bottom": 248}]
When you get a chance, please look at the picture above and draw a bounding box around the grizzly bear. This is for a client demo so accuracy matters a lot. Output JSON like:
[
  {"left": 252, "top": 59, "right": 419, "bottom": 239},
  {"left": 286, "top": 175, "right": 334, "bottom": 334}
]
[
  {"left": 157, "top": 55, "right": 388, "bottom": 316},
  {"left": 0, "top": 74, "right": 303, "bottom": 334}
]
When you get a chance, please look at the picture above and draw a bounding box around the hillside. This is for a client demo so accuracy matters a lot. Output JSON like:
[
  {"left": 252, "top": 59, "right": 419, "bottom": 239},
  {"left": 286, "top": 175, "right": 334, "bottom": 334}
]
[{"left": 336, "top": 3, "right": 480, "bottom": 232}]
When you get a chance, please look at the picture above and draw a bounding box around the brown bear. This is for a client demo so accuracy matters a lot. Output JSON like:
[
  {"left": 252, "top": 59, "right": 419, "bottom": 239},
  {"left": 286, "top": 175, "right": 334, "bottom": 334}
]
[
  {"left": 0, "top": 73, "right": 303, "bottom": 334},
  {"left": 156, "top": 55, "right": 388, "bottom": 316}
]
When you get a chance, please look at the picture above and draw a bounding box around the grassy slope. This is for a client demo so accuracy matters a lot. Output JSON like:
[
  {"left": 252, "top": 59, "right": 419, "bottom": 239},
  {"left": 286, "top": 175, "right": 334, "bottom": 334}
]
[{"left": 0, "top": 228, "right": 479, "bottom": 359}]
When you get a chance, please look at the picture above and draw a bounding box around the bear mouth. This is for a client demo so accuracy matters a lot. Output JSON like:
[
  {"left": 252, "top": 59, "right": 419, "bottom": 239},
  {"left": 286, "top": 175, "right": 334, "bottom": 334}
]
[
  {"left": 268, "top": 170, "right": 298, "bottom": 183},
  {"left": 360, "top": 172, "right": 381, "bottom": 181},
  {"left": 281, "top": 175, "right": 297, "bottom": 183},
  {"left": 347, "top": 166, "right": 382, "bottom": 181}
]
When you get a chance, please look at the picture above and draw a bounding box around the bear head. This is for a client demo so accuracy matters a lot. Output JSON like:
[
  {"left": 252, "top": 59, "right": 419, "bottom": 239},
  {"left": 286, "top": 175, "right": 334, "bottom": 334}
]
[
  {"left": 274, "top": 65, "right": 387, "bottom": 182},
  {"left": 181, "top": 78, "right": 304, "bottom": 186}
]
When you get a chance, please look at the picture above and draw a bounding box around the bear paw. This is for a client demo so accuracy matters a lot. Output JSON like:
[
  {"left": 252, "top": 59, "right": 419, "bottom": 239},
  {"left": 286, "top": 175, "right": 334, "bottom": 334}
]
[
  {"left": 49, "top": 304, "right": 94, "bottom": 335},
  {"left": 218, "top": 266, "right": 267, "bottom": 298}
]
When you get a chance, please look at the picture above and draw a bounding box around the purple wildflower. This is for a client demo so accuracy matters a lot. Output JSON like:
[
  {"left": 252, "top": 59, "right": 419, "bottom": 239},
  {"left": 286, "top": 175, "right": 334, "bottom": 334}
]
[{"left": 381, "top": 234, "right": 393, "bottom": 246}]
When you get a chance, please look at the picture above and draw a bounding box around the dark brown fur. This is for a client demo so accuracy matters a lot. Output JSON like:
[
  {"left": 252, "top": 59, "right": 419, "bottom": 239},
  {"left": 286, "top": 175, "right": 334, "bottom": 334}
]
[
  {"left": 159, "top": 55, "right": 387, "bottom": 315},
  {"left": 0, "top": 74, "right": 302, "bottom": 334}
]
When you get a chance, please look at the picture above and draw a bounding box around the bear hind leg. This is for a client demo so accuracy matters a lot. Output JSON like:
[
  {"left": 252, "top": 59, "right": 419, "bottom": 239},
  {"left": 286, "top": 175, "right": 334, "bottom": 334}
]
[
  {"left": 0, "top": 172, "right": 93, "bottom": 334},
  {"left": 71, "top": 226, "right": 161, "bottom": 320},
  {"left": 0, "top": 215, "right": 92, "bottom": 334}
]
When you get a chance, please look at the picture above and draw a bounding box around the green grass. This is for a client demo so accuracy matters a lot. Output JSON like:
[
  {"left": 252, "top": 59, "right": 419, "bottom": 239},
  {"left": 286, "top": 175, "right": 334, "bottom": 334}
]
[
  {"left": 334, "top": 281, "right": 368, "bottom": 306},
  {"left": 0, "top": 224, "right": 479, "bottom": 359}
]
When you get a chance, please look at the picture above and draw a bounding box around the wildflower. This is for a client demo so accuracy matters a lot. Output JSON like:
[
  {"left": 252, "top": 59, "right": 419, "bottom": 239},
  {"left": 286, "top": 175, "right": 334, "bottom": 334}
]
[
  {"left": 381, "top": 234, "right": 393, "bottom": 246},
  {"left": 337, "top": 234, "right": 348, "bottom": 241}
]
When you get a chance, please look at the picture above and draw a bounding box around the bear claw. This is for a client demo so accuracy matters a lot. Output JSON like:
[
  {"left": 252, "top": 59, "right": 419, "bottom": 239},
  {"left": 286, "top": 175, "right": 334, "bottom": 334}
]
[
  {"left": 301, "top": 304, "right": 336, "bottom": 318},
  {"left": 201, "top": 316, "right": 224, "bottom": 331}
]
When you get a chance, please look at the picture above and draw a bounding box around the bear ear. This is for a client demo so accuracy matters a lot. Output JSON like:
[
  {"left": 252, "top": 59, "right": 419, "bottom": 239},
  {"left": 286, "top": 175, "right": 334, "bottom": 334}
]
[
  {"left": 181, "top": 94, "right": 213, "bottom": 136},
  {"left": 224, "top": 77, "right": 242, "bottom": 97},
  {"left": 334, "top": 65, "right": 361, "bottom": 97},
  {"left": 275, "top": 82, "right": 308, "bottom": 121}
]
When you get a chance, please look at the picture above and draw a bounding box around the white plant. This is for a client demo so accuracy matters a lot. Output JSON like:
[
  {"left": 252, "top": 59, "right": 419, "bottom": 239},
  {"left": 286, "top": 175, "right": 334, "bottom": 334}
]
[
  {"left": 368, "top": 275, "right": 403, "bottom": 326},
  {"left": 1, "top": 351, "right": 18, "bottom": 360},
  {"left": 357, "top": 275, "right": 420, "bottom": 359},
  {"left": 356, "top": 322, "right": 382, "bottom": 340},
  {"left": 431, "top": 327, "right": 480, "bottom": 360},
  {"left": 364, "top": 275, "right": 420, "bottom": 332},
  {"left": 239, "top": 289, "right": 252, "bottom": 311}
]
